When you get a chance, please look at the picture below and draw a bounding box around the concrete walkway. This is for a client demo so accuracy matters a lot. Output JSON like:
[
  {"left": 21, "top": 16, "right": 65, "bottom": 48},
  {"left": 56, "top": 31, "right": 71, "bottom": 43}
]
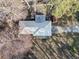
[{"left": 52, "top": 25, "right": 79, "bottom": 33}]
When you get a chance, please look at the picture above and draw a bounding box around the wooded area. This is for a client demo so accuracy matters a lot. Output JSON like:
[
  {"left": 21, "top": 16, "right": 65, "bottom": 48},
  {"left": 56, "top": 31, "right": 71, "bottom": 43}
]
[{"left": 0, "top": 0, "right": 79, "bottom": 59}]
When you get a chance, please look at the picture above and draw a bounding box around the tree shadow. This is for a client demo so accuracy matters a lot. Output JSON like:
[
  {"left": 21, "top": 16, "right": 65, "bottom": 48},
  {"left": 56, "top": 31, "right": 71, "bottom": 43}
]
[
  {"left": 11, "top": 51, "right": 37, "bottom": 59},
  {"left": 75, "top": 11, "right": 79, "bottom": 22},
  {"left": 25, "top": 10, "right": 44, "bottom": 21},
  {"left": 23, "top": 51, "right": 37, "bottom": 59},
  {"left": 32, "top": 32, "right": 79, "bottom": 59}
]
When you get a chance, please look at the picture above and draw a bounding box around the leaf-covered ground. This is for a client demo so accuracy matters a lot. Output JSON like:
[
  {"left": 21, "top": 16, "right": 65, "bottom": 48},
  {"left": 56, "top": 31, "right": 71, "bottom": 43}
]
[{"left": 0, "top": 0, "right": 79, "bottom": 59}]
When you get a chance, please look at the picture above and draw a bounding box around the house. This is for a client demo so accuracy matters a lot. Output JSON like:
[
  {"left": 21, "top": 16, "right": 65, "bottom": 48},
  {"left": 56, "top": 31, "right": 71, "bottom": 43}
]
[{"left": 19, "top": 15, "right": 52, "bottom": 39}]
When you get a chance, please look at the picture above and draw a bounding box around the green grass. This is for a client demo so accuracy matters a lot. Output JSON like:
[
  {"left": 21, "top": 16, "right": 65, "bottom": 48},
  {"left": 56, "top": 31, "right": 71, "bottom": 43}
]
[{"left": 48, "top": 0, "right": 79, "bottom": 18}]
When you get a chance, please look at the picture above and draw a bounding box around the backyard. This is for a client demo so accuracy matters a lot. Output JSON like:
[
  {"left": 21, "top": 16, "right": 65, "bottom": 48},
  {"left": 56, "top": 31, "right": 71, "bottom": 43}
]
[{"left": 0, "top": 0, "right": 79, "bottom": 59}]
